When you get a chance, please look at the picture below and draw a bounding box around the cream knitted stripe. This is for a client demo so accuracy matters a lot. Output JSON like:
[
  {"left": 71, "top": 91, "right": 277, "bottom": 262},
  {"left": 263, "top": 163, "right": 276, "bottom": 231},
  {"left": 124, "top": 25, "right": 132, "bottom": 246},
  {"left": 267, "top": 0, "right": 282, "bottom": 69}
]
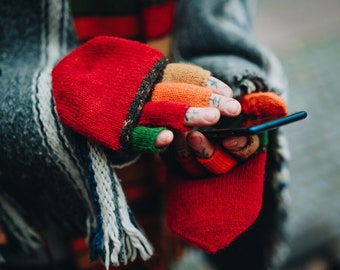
[
  {"left": 30, "top": 0, "right": 94, "bottom": 220},
  {"left": 88, "top": 141, "right": 122, "bottom": 268},
  {"left": 113, "top": 168, "right": 154, "bottom": 263}
]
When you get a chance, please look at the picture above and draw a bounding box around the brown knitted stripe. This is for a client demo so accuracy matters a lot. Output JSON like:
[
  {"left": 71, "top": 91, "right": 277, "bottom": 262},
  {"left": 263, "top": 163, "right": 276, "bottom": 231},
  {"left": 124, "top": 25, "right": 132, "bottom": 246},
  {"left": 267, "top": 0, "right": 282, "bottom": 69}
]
[{"left": 120, "top": 56, "right": 169, "bottom": 151}]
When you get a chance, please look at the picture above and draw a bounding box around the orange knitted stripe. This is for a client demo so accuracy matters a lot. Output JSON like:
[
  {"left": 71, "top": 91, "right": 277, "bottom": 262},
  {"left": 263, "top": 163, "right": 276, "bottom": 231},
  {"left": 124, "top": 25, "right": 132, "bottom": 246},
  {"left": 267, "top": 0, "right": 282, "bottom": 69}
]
[
  {"left": 152, "top": 82, "right": 212, "bottom": 107},
  {"left": 197, "top": 146, "right": 237, "bottom": 174},
  {"left": 239, "top": 92, "right": 287, "bottom": 116}
]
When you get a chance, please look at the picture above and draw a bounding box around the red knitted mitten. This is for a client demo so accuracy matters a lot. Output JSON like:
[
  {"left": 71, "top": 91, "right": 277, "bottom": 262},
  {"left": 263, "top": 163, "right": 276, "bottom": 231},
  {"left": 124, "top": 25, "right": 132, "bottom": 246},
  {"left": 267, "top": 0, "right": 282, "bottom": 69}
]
[
  {"left": 52, "top": 36, "right": 212, "bottom": 153},
  {"left": 166, "top": 152, "right": 266, "bottom": 253},
  {"left": 165, "top": 91, "right": 287, "bottom": 253}
]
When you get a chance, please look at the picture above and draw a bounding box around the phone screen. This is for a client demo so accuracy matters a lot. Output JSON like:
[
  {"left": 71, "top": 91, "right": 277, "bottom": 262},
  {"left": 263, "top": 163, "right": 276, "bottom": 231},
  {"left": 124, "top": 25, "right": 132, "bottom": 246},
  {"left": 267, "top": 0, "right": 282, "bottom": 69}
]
[{"left": 200, "top": 111, "right": 307, "bottom": 139}]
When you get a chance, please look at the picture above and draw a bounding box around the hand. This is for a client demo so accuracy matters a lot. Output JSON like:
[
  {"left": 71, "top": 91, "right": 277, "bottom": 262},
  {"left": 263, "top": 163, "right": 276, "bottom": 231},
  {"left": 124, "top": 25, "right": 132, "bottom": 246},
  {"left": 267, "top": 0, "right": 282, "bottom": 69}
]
[
  {"left": 173, "top": 91, "right": 287, "bottom": 176},
  {"left": 53, "top": 37, "right": 244, "bottom": 154},
  {"left": 185, "top": 132, "right": 249, "bottom": 158},
  {"left": 154, "top": 76, "right": 242, "bottom": 148},
  {"left": 173, "top": 129, "right": 254, "bottom": 177}
]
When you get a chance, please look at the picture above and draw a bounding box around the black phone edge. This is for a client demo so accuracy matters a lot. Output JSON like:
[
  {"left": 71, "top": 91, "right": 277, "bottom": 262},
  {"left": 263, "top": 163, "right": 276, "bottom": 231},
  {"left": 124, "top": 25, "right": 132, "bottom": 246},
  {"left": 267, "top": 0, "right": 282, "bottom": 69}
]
[{"left": 201, "top": 111, "right": 307, "bottom": 139}]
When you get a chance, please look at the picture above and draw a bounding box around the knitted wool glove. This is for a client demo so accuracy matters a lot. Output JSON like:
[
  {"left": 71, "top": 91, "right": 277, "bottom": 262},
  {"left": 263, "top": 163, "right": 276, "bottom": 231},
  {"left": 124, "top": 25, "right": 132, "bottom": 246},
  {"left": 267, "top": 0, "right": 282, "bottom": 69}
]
[
  {"left": 52, "top": 36, "right": 212, "bottom": 154},
  {"left": 166, "top": 91, "right": 287, "bottom": 253}
]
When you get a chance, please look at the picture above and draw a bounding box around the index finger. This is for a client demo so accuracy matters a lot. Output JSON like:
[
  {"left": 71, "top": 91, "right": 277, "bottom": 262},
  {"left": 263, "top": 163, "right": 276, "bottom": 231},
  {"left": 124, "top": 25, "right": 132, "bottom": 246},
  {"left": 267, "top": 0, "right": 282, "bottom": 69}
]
[{"left": 152, "top": 82, "right": 240, "bottom": 117}]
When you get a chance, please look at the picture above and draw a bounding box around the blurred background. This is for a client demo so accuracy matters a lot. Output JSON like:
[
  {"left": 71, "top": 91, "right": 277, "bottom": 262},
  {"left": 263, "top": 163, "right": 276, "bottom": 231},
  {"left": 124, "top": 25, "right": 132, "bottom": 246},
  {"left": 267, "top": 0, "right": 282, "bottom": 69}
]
[{"left": 254, "top": 0, "right": 340, "bottom": 269}]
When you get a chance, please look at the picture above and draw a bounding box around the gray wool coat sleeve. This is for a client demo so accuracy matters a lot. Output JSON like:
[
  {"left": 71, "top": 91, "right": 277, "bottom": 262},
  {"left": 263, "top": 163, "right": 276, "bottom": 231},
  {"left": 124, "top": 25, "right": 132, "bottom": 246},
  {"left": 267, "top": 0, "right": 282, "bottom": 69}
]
[{"left": 172, "top": 0, "right": 288, "bottom": 98}]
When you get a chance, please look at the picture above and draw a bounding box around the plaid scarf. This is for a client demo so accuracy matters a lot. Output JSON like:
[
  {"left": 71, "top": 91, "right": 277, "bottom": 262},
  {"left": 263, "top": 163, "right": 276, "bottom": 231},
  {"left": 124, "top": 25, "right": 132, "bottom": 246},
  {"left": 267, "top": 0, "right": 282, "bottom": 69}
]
[{"left": 70, "top": 0, "right": 176, "bottom": 42}]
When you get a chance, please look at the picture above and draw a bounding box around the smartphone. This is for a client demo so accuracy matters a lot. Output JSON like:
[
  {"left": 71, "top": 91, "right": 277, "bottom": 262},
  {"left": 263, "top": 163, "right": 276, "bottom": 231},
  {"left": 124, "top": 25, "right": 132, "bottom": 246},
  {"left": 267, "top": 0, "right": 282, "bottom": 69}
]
[{"left": 200, "top": 111, "right": 307, "bottom": 139}]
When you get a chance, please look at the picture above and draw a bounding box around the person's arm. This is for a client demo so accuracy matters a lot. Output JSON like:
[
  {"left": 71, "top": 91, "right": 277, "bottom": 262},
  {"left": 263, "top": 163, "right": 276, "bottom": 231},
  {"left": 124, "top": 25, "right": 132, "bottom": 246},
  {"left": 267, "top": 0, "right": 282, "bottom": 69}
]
[
  {"left": 164, "top": 2, "right": 290, "bottom": 267},
  {"left": 172, "top": 0, "right": 288, "bottom": 98}
]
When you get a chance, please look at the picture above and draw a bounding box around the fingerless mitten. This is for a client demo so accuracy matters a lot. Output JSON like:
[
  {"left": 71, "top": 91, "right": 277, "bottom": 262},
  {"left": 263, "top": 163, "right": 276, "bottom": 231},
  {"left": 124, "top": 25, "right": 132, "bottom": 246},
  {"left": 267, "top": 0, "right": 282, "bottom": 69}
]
[
  {"left": 165, "top": 91, "right": 288, "bottom": 253},
  {"left": 52, "top": 36, "right": 212, "bottom": 153},
  {"left": 52, "top": 36, "right": 168, "bottom": 151}
]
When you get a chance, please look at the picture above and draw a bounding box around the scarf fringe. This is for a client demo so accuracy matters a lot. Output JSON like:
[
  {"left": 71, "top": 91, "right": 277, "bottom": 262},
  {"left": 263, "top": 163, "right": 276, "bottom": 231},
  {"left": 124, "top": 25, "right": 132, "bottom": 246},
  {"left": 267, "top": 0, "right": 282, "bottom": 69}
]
[{"left": 87, "top": 142, "right": 153, "bottom": 268}]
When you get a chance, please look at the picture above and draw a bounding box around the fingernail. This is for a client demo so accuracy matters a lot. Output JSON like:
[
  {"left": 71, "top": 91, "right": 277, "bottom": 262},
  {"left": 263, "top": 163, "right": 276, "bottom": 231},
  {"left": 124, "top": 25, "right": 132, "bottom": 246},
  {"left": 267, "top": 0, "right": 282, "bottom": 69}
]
[
  {"left": 226, "top": 100, "right": 241, "bottom": 115},
  {"left": 223, "top": 136, "right": 247, "bottom": 150},
  {"left": 203, "top": 108, "right": 219, "bottom": 122},
  {"left": 187, "top": 132, "right": 202, "bottom": 147},
  {"left": 224, "top": 139, "right": 238, "bottom": 148},
  {"left": 155, "top": 130, "right": 173, "bottom": 147}
]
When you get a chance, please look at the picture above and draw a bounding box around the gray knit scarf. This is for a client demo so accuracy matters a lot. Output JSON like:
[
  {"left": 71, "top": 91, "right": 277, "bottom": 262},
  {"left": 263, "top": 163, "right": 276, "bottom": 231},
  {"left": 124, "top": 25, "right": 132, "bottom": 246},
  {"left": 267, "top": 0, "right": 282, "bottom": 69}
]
[{"left": 0, "top": 0, "right": 152, "bottom": 267}]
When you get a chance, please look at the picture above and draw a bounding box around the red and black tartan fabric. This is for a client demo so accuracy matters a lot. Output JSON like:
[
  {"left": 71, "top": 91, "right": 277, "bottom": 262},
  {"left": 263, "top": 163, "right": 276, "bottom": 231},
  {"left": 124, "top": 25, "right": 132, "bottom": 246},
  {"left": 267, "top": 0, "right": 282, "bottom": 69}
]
[{"left": 70, "top": 0, "right": 176, "bottom": 42}]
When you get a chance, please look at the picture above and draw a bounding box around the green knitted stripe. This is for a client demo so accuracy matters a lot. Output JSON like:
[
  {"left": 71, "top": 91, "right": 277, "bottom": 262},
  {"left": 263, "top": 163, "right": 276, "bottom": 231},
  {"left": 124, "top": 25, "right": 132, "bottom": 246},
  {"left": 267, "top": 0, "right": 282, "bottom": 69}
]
[
  {"left": 259, "top": 132, "right": 269, "bottom": 147},
  {"left": 132, "top": 126, "right": 167, "bottom": 152}
]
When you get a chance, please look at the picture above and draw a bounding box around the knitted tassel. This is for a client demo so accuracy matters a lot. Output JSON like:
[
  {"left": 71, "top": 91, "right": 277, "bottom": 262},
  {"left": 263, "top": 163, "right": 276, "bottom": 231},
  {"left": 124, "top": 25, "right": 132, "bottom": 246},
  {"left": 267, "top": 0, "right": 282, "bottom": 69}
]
[
  {"left": 114, "top": 175, "right": 154, "bottom": 263},
  {"left": 87, "top": 141, "right": 153, "bottom": 268}
]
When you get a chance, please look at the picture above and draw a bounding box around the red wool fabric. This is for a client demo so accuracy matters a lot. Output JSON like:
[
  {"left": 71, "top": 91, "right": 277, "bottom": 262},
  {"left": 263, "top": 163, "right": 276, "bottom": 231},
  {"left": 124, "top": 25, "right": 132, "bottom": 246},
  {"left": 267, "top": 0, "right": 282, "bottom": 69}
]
[
  {"left": 52, "top": 36, "right": 164, "bottom": 151},
  {"left": 142, "top": 1, "right": 176, "bottom": 39},
  {"left": 139, "top": 101, "right": 190, "bottom": 132},
  {"left": 166, "top": 152, "right": 267, "bottom": 253},
  {"left": 73, "top": 16, "right": 140, "bottom": 41}
]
